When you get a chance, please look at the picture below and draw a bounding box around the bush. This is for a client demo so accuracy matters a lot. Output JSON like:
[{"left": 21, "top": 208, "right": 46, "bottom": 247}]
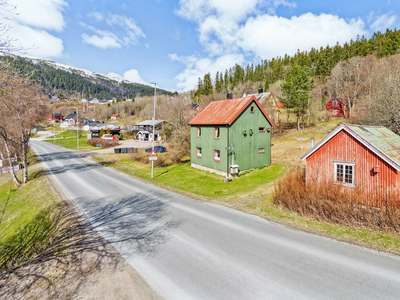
[
  {"left": 86, "top": 138, "right": 119, "bottom": 148},
  {"left": 128, "top": 152, "right": 149, "bottom": 164},
  {"left": 273, "top": 168, "right": 400, "bottom": 233}
]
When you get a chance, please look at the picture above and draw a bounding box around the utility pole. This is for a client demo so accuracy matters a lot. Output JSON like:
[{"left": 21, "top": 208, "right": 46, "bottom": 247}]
[
  {"left": 151, "top": 82, "right": 156, "bottom": 178},
  {"left": 76, "top": 108, "right": 79, "bottom": 150}
]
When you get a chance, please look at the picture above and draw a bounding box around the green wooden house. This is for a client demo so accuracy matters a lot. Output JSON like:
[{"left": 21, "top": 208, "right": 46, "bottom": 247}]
[{"left": 188, "top": 95, "right": 274, "bottom": 177}]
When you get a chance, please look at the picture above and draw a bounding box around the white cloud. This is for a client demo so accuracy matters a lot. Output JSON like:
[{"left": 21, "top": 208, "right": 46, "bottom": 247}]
[
  {"left": 10, "top": 0, "right": 67, "bottom": 32},
  {"left": 172, "top": 0, "right": 367, "bottom": 91},
  {"left": 81, "top": 24, "right": 121, "bottom": 49},
  {"left": 107, "top": 69, "right": 147, "bottom": 85},
  {"left": 237, "top": 13, "right": 366, "bottom": 59},
  {"left": 2, "top": 0, "right": 67, "bottom": 59},
  {"left": 88, "top": 11, "right": 104, "bottom": 22},
  {"left": 369, "top": 12, "right": 397, "bottom": 32},
  {"left": 170, "top": 53, "right": 245, "bottom": 91},
  {"left": 84, "top": 13, "right": 145, "bottom": 49},
  {"left": 8, "top": 22, "right": 64, "bottom": 59}
]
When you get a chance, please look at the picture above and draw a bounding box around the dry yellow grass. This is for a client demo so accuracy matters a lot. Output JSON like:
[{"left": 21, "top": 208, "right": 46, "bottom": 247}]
[{"left": 271, "top": 118, "right": 343, "bottom": 165}]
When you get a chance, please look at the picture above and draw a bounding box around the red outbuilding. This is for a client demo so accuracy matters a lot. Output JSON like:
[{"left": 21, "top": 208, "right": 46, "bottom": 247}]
[
  {"left": 47, "top": 113, "right": 64, "bottom": 122},
  {"left": 302, "top": 123, "right": 400, "bottom": 206},
  {"left": 325, "top": 98, "right": 348, "bottom": 118}
]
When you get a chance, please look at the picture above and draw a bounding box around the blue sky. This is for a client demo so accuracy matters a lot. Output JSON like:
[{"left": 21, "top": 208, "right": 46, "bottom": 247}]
[{"left": 4, "top": 0, "right": 400, "bottom": 92}]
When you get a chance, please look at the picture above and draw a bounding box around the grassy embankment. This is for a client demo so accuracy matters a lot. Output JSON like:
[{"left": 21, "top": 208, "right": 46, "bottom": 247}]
[
  {"left": 45, "top": 129, "right": 103, "bottom": 150},
  {"left": 0, "top": 153, "right": 63, "bottom": 270},
  {"left": 93, "top": 118, "right": 400, "bottom": 254}
]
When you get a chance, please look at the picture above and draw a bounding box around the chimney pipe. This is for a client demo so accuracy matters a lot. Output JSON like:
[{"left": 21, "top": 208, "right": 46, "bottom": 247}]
[
  {"left": 258, "top": 88, "right": 263, "bottom": 94},
  {"left": 311, "top": 137, "right": 315, "bottom": 149},
  {"left": 227, "top": 93, "right": 233, "bottom": 99}
]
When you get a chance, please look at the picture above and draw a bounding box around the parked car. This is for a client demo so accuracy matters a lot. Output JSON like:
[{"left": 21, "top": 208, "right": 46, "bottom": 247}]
[
  {"left": 145, "top": 146, "right": 167, "bottom": 153},
  {"left": 102, "top": 134, "right": 115, "bottom": 141}
]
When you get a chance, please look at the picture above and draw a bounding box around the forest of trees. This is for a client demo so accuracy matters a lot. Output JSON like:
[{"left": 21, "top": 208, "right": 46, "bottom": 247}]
[
  {"left": 0, "top": 56, "right": 171, "bottom": 100},
  {"left": 195, "top": 29, "right": 400, "bottom": 98}
]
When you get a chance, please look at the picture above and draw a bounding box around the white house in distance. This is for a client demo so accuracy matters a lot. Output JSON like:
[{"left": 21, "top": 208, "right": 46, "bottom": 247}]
[{"left": 132, "top": 120, "right": 171, "bottom": 142}]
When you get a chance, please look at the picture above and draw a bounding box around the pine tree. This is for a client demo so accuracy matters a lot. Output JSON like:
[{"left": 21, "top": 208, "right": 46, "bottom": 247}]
[
  {"left": 280, "top": 65, "right": 314, "bottom": 131},
  {"left": 203, "top": 73, "right": 213, "bottom": 95}
]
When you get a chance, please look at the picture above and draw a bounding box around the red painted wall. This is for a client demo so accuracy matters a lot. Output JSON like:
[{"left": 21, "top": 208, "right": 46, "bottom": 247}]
[
  {"left": 306, "top": 130, "right": 399, "bottom": 206},
  {"left": 325, "top": 99, "right": 348, "bottom": 118}
]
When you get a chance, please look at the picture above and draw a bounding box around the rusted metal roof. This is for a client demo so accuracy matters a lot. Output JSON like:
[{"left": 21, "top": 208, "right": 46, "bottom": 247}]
[
  {"left": 188, "top": 96, "right": 274, "bottom": 126},
  {"left": 302, "top": 123, "right": 400, "bottom": 170}
]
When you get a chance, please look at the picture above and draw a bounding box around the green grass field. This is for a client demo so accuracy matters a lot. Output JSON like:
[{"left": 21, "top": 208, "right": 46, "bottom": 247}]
[
  {"left": 93, "top": 154, "right": 286, "bottom": 200},
  {"left": 45, "top": 130, "right": 102, "bottom": 150}
]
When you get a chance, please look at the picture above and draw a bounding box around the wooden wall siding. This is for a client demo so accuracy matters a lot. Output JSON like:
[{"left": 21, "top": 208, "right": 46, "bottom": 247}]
[
  {"left": 191, "top": 125, "right": 228, "bottom": 173},
  {"left": 190, "top": 100, "right": 272, "bottom": 174},
  {"left": 306, "top": 130, "right": 398, "bottom": 206},
  {"left": 230, "top": 102, "right": 271, "bottom": 171},
  {"left": 325, "top": 99, "right": 348, "bottom": 118}
]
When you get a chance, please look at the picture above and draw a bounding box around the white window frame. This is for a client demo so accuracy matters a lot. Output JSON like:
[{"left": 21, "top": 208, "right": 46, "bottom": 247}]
[
  {"left": 196, "top": 147, "right": 202, "bottom": 157},
  {"left": 214, "top": 127, "right": 220, "bottom": 139},
  {"left": 334, "top": 161, "right": 355, "bottom": 187},
  {"left": 197, "top": 126, "right": 201, "bottom": 137},
  {"left": 214, "top": 150, "right": 221, "bottom": 161}
]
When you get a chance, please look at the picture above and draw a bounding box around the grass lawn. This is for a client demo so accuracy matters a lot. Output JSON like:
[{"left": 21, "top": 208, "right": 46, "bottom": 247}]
[
  {"left": 93, "top": 153, "right": 286, "bottom": 200},
  {"left": 44, "top": 130, "right": 103, "bottom": 150}
]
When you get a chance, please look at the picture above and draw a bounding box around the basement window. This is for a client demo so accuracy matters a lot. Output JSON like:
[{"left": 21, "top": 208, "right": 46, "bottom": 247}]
[
  {"left": 334, "top": 162, "right": 355, "bottom": 187},
  {"left": 251, "top": 106, "right": 255, "bottom": 113},
  {"left": 214, "top": 150, "right": 221, "bottom": 161},
  {"left": 197, "top": 127, "right": 201, "bottom": 137},
  {"left": 214, "top": 127, "right": 220, "bottom": 139},
  {"left": 259, "top": 127, "right": 265, "bottom": 132},
  {"left": 196, "top": 147, "right": 202, "bottom": 157},
  {"left": 259, "top": 148, "right": 265, "bottom": 153}
]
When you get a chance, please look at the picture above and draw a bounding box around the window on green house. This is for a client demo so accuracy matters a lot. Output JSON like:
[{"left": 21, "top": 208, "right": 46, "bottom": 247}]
[
  {"left": 196, "top": 147, "right": 202, "bottom": 157},
  {"left": 197, "top": 127, "right": 201, "bottom": 137},
  {"left": 213, "top": 150, "right": 220, "bottom": 161},
  {"left": 259, "top": 127, "right": 265, "bottom": 132},
  {"left": 251, "top": 106, "right": 254, "bottom": 113},
  {"left": 259, "top": 148, "right": 265, "bottom": 153},
  {"left": 214, "top": 127, "right": 220, "bottom": 138}
]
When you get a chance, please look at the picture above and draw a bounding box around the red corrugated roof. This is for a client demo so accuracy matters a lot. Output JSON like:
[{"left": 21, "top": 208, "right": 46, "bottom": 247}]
[{"left": 188, "top": 96, "right": 274, "bottom": 126}]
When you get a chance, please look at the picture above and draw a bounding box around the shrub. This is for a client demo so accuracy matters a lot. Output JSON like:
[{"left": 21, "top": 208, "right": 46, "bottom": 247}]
[
  {"left": 273, "top": 168, "right": 400, "bottom": 233},
  {"left": 86, "top": 138, "right": 119, "bottom": 148},
  {"left": 128, "top": 152, "right": 149, "bottom": 164}
]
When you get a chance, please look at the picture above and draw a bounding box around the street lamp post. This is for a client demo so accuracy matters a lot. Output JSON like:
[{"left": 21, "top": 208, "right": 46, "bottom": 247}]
[
  {"left": 76, "top": 107, "right": 79, "bottom": 150},
  {"left": 151, "top": 82, "right": 156, "bottom": 178}
]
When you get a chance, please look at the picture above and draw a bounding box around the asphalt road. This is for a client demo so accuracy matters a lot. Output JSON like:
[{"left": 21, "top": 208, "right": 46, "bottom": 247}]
[{"left": 31, "top": 140, "right": 400, "bottom": 300}]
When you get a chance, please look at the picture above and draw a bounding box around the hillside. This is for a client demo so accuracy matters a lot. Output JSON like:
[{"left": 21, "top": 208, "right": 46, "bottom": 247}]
[{"left": 0, "top": 55, "right": 171, "bottom": 99}]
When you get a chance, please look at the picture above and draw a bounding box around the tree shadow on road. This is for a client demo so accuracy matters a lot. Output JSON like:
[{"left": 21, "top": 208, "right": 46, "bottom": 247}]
[{"left": 0, "top": 192, "right": 180, "bottom": 299}]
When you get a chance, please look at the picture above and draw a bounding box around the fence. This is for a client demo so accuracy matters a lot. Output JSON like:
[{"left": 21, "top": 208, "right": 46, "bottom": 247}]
[{"left": 0, "top": 164, "right": 22, "bottom": 175}]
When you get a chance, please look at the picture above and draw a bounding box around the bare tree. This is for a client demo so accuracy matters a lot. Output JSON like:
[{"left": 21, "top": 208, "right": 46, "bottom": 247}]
[{"left": 0, "top": 72, "right": 47, "bottom": 184}]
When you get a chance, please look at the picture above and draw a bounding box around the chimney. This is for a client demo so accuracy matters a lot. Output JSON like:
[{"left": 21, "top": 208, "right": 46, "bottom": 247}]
[
  {"left": 258, "top": 88, "right": 263, "bottom": 94},
  {"left": 227, "top": 93, "right": 233, "bottom": 99},
  {"left": 310, "top": 137, "right": 315, "bottom": 149}
]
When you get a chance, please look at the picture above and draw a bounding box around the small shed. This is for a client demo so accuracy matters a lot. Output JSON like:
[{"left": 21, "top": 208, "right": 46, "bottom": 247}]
[
  {"left": 302, "top": 123, "right": 400, "bottom": 206},
  {"left": 111, "top": 114, "right": 121, "bottom": 120},
  {"left": 325, "top": 98, "right": 348, "bottom": 118},
  {"left": 47, "top": 113, "right": 63, "bottom": 122}
]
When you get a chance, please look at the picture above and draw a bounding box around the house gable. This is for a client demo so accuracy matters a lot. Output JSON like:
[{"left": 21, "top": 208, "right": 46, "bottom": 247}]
[
  {"left": 190, "top": 97, "right": 272, "bottom": 174},
  {"left": 302, "top": 124, "right": 400, "bottom": 171}
]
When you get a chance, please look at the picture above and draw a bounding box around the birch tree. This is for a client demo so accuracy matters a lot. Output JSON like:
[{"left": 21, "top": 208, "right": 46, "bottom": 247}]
[{"left": 0, "top": 72, "right": 47, "bottom": 184}]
